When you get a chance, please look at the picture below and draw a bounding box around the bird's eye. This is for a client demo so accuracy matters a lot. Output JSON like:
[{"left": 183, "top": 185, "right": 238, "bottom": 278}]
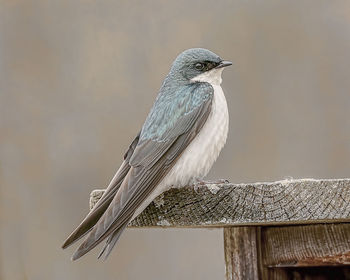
[{"left": 195, "top": 63, "right": 204, "bottom": 71}]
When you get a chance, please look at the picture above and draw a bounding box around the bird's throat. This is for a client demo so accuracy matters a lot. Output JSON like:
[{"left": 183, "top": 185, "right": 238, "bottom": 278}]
[{"left": 190, "top": 68, "right": 224, "bottom": 86}]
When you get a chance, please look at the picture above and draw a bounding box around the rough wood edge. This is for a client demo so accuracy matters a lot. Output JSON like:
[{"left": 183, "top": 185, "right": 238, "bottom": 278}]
[{"left": 89, "top": 178, "right": 350, "bottom": 227}]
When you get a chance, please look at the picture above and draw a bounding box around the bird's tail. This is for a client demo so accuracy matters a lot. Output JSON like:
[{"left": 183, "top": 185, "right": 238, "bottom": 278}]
[
  {"left": 70, "top": 214, "right": 132, "bottom": 261},
  {"left": 97, "top": 221, "right": 130, "bottom": 260}
]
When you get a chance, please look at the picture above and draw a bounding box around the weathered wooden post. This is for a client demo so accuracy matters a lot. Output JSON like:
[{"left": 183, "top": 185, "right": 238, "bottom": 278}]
[{"left": 90, "top": 179, "right": 350, "bottom": 280}]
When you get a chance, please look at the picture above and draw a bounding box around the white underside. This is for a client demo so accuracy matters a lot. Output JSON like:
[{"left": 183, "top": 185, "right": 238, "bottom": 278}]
[{"left": 132, "top": 68, "right": 229, "bottom": 218}]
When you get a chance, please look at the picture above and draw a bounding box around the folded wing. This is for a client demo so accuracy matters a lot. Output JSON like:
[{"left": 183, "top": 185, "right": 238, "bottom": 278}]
[
  {"left": 70, "top": 82, "right": 214, "bottom": 260},
  {"left": 61, "top": 133, "right": 140, "bottom": 249}
]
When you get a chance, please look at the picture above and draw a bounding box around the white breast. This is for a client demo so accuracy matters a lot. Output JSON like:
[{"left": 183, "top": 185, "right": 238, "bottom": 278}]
[
  {"left": 133, "top": 71, "right": 229, "bottom": 218},
  {"left": 161, "top": 84, "right": 229, "bottom": 188}
]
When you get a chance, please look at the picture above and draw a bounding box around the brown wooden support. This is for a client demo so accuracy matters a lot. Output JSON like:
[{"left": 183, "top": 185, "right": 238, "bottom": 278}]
[
  {"left": 224, "top": 227, "right": 262, "bottom": 280},
  {"left": 223, "top": 224, "right": 350, "bottom": 279}
]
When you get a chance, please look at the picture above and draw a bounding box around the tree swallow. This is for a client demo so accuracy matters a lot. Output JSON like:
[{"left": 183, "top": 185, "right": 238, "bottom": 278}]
[{"left": 62, "top": 48, "right": 232, "bottom": 260}]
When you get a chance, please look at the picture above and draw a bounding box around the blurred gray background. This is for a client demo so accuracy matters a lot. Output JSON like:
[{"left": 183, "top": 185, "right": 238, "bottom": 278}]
[{"left": 1, "top": 1, "right": 350, "bottom": 279}]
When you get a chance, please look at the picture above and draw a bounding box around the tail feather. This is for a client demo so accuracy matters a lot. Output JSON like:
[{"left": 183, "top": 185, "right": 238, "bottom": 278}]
[
  {"left": 62, "top": 161, "right": 130, "bottom": 249},
  {"left": 71, "top": 217, "right": 131, "bottom": 261},
  {"left": 63, "top": 133, "right": 140, "bottom": 259},
  {"left": 97, "top": 221, "right": 129, "bottom": 260}
]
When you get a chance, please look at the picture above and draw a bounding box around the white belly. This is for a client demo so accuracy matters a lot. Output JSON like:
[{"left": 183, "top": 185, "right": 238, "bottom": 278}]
[
  {"left": 133, "top": 84, "right": 229, "bottom": 218},
  {"left": 160, "top": 85, "right": 228, "bottom": 187}
]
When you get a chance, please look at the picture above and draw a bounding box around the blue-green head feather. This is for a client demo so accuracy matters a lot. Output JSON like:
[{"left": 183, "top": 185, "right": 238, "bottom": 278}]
[
  {"left": 140, "top": 48, "right": 228, "bottom": 142},
  {"left": 167, "top": 48, "right": 222, "bottom": 83}
]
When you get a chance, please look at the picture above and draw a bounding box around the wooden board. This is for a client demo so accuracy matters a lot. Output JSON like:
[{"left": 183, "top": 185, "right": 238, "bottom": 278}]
[{"left": 90, "top": 178, "right": 350, "bottom": 227}]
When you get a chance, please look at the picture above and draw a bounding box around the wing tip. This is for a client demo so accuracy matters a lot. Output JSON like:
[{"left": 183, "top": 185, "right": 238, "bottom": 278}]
[
  {"left": 71, "top": 251, "right": 81, "bottom": 261},
  {"left": 71, "top": 244, "right": 89, "bottom": 261},
  {"left": 62, "top": 220, "right": 96, "bottom": 250},
  {"left": 62, "top": 230, "right": 81, "bottom": 250},
  {"left": 62, "top": 237, "right": 73, "bottom": 250}
]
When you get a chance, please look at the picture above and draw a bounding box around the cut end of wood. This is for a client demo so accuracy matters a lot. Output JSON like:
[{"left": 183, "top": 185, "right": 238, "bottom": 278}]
[
  {"left": 89, "top": 178, "right": 350, "bottom": 227},
  {"left": 89, "top": 189, "right": 105, "bottom": 210}
]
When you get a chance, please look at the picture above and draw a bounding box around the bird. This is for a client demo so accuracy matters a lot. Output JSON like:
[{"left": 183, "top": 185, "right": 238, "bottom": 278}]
[{"left": 62, "top": 48, "right": 232, "bottom": 261}]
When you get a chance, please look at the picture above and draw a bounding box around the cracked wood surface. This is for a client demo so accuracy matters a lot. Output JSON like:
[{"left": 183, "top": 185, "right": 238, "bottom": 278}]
[{"left": 89, "top": 178, "right": 350, "bottom": 227}]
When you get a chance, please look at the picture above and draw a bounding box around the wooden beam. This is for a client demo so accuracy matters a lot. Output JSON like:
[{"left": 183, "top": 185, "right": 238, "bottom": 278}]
[
  {"left": 223, "top": 224, "right": 350, "bottom": 280},
  {"left": 223, "top": 227, "right": 263, "bottom": 280},
  {"left": 262, "top": 223, "right": 350, "bottom": 267},
  {"left": 90, "top": 178, "right": 350, "bottom": 227}
]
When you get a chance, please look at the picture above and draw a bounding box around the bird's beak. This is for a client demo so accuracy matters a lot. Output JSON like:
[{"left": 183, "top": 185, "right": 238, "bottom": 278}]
[{"left": 216, "top": 60, "right": 233, "bottom": 69}]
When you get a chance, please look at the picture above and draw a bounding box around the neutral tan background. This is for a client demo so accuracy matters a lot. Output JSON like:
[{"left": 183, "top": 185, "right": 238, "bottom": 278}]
[{"left": 1, "top": 1, "right": 350, "bottom": 279}]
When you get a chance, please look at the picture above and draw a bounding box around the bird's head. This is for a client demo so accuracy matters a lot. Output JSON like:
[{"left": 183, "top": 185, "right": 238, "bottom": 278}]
[{"left": 169, "top": 48, "right": 232, "bottom": 86}]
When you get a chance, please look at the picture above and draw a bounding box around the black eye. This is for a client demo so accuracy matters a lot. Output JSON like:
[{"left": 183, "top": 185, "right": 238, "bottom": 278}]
[{"left": 195, "top": 63, "right": 204, "bottom": 70}]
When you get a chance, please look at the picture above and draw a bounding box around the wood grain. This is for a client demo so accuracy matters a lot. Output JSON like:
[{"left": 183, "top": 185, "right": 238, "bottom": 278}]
[
  {"left": 262, "top": 224, "right": 350, "bottom": 267},
  {"left": 224, "top": 227, "right": 262, "bottom": 280},
  {"left": 261, "top": 224, "right": 350, "bottom": 280},
  {"left": 89, "top": 179, "right": 350, "bottom": 279},
  {"left": 90, "top": 178, "right": 350, "bottom": 227},
  {"left": 224, "top": 224, "right": 350, "bottom": 280}
]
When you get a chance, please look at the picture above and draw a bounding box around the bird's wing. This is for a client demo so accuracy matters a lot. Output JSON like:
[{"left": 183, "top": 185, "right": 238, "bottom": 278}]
[
  {"left": 71, "top": 82, "right": 213, "bottom": 260},
  {"left": 61, "top": 133, "right": 140, "bottom": 249}
]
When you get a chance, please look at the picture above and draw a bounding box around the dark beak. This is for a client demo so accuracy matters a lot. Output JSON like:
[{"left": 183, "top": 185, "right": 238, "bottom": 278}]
[{"left": 216, "top": 60, "right": 233, "bottom": 69}]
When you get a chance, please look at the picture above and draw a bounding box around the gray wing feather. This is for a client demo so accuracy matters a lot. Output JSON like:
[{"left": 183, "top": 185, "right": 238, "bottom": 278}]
[
  {"left": 71, "top": 83, "right": 213, "bottom": 260},
  {"left": 62, "top": 133, "right": 140, "bottom": 249}
]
